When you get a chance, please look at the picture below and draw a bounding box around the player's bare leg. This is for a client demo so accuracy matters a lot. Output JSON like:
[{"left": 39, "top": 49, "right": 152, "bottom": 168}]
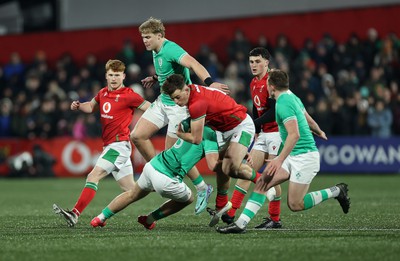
[
  {"left": 152, "top": 196, "right": 194, "bottom": 219},
  {"left": 91, "top": 183, "right": 150, "bottom": 227},
  {"left": 217, "top": 167, "right": 288, "bottom": 233},
  {"left": 221, "top": 142, "right": 249, "bottom": 178},
  {"left": 207, "top": 161, "right": 232, "bottom": 226},
  {"left": 54, "top": 166, "right": 108, "bottom": 227},
  {"left": 130, "top": 117, "right": 159, "bottom": 161},
  {"left": 253, "top": 152, "right": 283, "bottom": 229},
  {"left": 223, "top": 149, "right": 263, "bottom": 223},
  {"left": 138, "top": 194, "right": 195, "bottom": 230},
  {"left": 116, "top": 174, "right": 136, "bottom": 192}
]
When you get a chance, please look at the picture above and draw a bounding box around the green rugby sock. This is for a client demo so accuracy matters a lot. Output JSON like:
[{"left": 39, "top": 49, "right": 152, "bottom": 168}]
[
  {"left": 303, "top": 186, "right": 339, "bottom": 210},
  {"left": 235, "top": 192, "right": 266, "bottom": 229}
]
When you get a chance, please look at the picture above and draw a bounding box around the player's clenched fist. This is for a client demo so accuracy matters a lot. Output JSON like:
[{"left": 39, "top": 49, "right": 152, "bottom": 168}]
[{"left": 71, "top": 100, "right": 80, "bottom": 110}]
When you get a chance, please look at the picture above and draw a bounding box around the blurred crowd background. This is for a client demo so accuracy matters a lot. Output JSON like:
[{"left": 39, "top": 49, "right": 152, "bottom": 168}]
[
  {"left": 1, "top": 0, "right": 400, "bottom": 141},
  {"left": 1, "top": 27, "right": 399, "bottom": 139}
]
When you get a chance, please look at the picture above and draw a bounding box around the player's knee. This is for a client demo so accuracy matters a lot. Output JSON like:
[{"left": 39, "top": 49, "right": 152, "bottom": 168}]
[
  {"left": 187, "top": 194, "right": 194, "bottom": 204},
  {"left": 86, "top": 170, "right": 103, "bottom": 183},
  {"left": 179, "top": 191, "right": 194, "bottom": 205},
  {"left": 125, "top": 189, "right": 137, "bottom": 201},
  {"left": 222, "top": 159, "right": 240, "bottom": 178},
  {"left": 130, "top": 131, "right": 142, "bottom": 144},
  {"left": 226, "top": 164, "right": 240, "bottom": 178},
  {"left": 119, "top": 182, "right": 134, "bottom": 192},
  {"left": 287, "top": 200, "right": 304, "bottom": 212}
]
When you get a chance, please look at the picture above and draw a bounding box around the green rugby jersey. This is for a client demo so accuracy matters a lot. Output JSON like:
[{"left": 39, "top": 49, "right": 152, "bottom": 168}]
[
  {"left": 275, "top": 90, "right": 317, "bottom": 155},
  {"left": 153, "top": 39, "right": 191, "bottom": 105},
  {"left": 150, "top": 126, "right": 218, "bottom": 181}
]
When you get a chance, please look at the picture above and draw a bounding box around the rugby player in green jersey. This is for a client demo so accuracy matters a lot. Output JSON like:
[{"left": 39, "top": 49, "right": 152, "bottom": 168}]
[
  {"left": 130, "top": 17, "right": 228, "bottom": 215},
  {"left": 91, "top": 124, "right": 219, "bottom": 229},
  {"left": 217, "top": 69, "right": 350, "bottom": 234}
]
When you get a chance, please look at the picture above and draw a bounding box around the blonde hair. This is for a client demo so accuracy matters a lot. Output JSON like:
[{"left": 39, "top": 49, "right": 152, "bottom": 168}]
[
  {"left": 139, "top": 17, "right": 165, "bottom": 37},
  {"left": 105, "top": 59, "right": 125, "bottom": 72}
]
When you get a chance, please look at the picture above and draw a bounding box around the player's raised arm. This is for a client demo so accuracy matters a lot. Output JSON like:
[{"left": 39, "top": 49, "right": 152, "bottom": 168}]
[
  {"left": 304, "top": 110, "right": 327, "bottom": 140},
  {"left": 70, "top": 99, "right": 97, "bottom": 113},
  {"left": 180, "top": 54, "right": 230, "bottom": 94}
]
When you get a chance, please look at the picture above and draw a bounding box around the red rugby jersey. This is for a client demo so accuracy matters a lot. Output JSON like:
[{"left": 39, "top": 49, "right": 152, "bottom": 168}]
[
  {"left": 187, "top": 84, "right": 247, "bottom": 132},
  {"left": 94, "top": 87, "right": 145, "bottom": 146},
  {"left": 250, "top": 73, "right": 278, "bottom": 133}
]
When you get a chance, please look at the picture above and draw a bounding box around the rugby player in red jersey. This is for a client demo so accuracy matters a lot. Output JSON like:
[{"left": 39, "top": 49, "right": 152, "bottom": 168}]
[
  {"left": 223, "top": 47, "right": 283, "bottom": 229},
  {"left": 53, "top": 59, "right": 150, "bottom": 227},
  {"left": 162, "top": 74, "right": 260, "bottom": 226}
]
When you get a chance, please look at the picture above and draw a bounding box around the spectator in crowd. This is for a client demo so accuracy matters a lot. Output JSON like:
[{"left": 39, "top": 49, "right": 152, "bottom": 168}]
[
  {"left": 228, "top": 29, "right": 251, "bottom": 61},
  {"left": 0, "top": 98, "right": 13, "bottom": 137},
  {"left": 84, "top": 53, "right": 104, "bottom": 81},
  {"left": 117, "top": 39, "right": 136, "bottom": 66},
  {"left": 72, "top": 115, "right": 86, "bottom": 140},
  {"left": 254, "top": 34, "right": 272, "bottom": 53},
  {"left": 124, "top": 63, "right": 143, "bottom": 87},
  {"left": 362, "top": 28, "right": 380, "bottom": 73},
  {"left": 274, "top": 34, "right": 295, "bottom": 61},
  {"left": 367, "top": 99, "right": 393, "bottom": 137},
  {"left": 3, "top": 52, "right": 25, "bottom": 81}
]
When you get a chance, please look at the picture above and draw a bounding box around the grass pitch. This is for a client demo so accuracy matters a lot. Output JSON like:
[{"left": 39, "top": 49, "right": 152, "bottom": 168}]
[{"left": 0, "top": 174, "right": 399, "bottom": 261}]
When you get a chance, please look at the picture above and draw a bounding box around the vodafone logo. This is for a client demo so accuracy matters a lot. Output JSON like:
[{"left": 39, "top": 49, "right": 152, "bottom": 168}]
[
  {"left": 62, "top": 141, "right": 100, "bottom": 174},
  {"left": 254, "top": 95, "right": 261, "bottom": 106},
  {"left": 103, "top": 102, "right": 111, "bottom": 113}
]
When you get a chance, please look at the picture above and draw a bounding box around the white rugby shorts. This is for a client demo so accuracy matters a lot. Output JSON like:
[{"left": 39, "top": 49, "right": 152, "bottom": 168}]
[
  {"left": 96, "top": 141, "right": 133, "bottom": 181},
  {"left": 141, "top": 96, "right": 189, "bottom": 138},
  {"left": 282, "top": 151, "right": 320, "bottom": 184},
  {"left": 252, "top": 131, "right": 282, "bottom": 156},
  {"left": 137, "top": 163, "right": 192, "bottom": 202}
]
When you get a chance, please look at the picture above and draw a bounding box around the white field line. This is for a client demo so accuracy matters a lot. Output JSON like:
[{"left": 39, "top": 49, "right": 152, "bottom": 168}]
[{"left": 246, "top": 228, "right": 400, "bottom": 232}]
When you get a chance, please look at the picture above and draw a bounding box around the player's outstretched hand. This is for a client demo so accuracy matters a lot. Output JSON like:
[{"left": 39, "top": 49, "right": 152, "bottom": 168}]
[
  {"left": 313, "top": 130, "right": 328, "bottom": 140},
  {"left": 71, "top": 100, "right": 80, "bottom": 110},
  {"left": 141, "top": 76, "right": 157, "bottom": 89},
  {"left": 210, "top": 82, "right": 230, "bottom": 95}
]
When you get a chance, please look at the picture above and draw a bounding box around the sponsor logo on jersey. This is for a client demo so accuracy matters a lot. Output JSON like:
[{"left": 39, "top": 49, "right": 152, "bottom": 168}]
[
  {"left": 101, "top": 102, "right": 114, "bottom": 119},
  {"left": 254, "top": 95, "right": 261, "bottom": 107},
  {"left": 101, "top": 114, "right": 113, "bottom": 119},
  {"left": 103, "top": 102, "right": 111, "bottom": 113}
]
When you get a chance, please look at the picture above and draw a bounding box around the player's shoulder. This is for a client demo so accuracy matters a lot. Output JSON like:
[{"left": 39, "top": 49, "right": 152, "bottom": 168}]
[
  {"left": 188, "top": 84, "right": 203, "bottom": 93},
  {"left": 97, "top": 87, "right": 108, "bottom": 95},
  {"left": 276, "top": 91, "right": 290, "bottom": 104},
  {"left": 121, "top": 86, "right": 133, "bottom": 92},
  {"left": 162, "top": 39, "right": 179, "bottom": 51},
  {"left": 278, "top": 90, "right": 300, "bottom": 106},
  {"left": 163, "top": 39, "right": 186, "bottom": 54},
  {"left": 122, "top": 87, "right": 144, "bottom": 98},
  {"left": 164, "top": 39, "right": 179, "bottom": 47}
]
